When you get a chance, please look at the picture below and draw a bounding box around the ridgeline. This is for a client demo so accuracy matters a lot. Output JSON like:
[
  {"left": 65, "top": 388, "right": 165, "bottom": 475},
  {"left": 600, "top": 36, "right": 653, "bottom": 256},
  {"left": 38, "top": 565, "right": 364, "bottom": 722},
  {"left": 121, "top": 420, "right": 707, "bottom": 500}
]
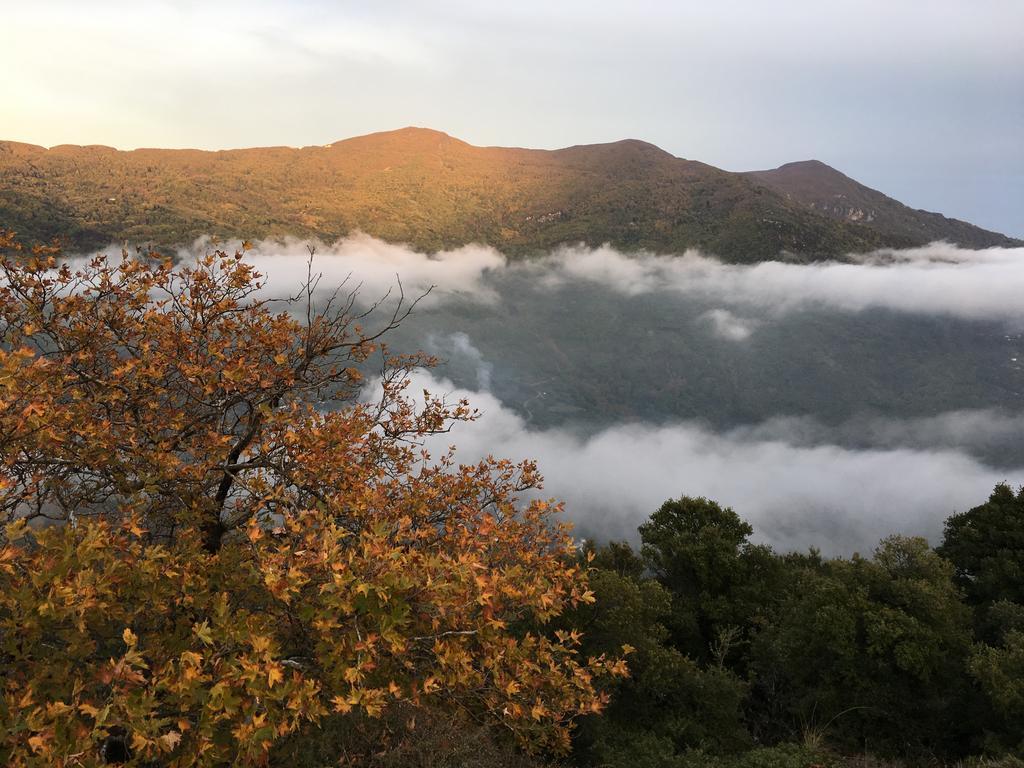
[{"left": 1, "top": 127, "right": 1018, "bottom": 260}]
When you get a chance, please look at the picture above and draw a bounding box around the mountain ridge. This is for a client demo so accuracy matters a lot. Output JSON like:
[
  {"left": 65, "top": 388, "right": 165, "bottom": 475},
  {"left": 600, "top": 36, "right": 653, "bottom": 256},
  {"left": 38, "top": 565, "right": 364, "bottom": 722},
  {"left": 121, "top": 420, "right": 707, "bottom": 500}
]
[
  {"left": 1, "top": 128, "right": 1017, "bottom": 260},
  {"left": 742, "top": 159, "right": 1013, "bottom": 248}
]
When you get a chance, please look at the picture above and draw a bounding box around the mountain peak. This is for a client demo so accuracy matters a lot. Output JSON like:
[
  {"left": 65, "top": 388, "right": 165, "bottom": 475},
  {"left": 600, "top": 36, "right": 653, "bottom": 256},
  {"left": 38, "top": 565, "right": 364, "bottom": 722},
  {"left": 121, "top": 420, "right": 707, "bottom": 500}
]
[
  {"left": 743, "top": 161, "right": 1019, "bottom": 248},
  {"left": 752, "top": 159, "right": 850, "bottom": 180},
  {"left": 555, "top": 137, "right": 674, "bottom": 156},
  {"left": 780, "top": 158, "right": 830, "bottom": 168},
  {"left": 329, "top": 126, "right": 465, "bottom": 148}
]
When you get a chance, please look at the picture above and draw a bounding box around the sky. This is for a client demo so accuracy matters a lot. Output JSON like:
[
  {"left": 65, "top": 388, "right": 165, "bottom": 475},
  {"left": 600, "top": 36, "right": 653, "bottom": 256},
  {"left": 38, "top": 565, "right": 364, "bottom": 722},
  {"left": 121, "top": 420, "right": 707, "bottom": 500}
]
[{"left": 3, "top": 0, "right": 1022, "bottom": 236}]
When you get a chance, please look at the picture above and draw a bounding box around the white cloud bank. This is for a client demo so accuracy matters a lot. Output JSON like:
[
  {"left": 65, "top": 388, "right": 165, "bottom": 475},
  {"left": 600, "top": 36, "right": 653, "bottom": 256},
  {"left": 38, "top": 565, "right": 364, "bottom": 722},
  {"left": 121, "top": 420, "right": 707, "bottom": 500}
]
[
  {"left": 528, "top": 242, "right": 1024, "bottom": 323},
  {"left": 68, "top": 236, "right": 1024, "bottom": 553},
  {"left": 192, "top": 235, "right": 506, "bottom": 308},
  {"left": 208, "top": 237, "right": 1024, "bottom": 324},
  {"left": 400, "top": 371, "right": 1021, "bottom": 556},
  {"left": 204, "top": 236, "right": 1024, "bottom": 555}
]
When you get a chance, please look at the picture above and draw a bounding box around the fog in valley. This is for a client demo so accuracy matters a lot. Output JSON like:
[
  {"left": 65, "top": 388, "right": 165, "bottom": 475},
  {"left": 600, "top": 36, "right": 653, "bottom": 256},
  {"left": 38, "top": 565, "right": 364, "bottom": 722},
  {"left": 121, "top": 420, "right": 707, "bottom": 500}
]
[{"left": 166, "top": 236, "right": 1024, "bottom": 555}]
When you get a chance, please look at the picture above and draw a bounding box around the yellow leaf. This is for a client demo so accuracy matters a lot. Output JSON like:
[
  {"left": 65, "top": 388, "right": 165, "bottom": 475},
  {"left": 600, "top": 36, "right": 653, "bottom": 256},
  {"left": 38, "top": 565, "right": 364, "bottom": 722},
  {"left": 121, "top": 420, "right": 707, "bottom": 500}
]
[
  {"left": 267, "top": 665, "right": 284, "bottom": 688},
  {"left": 194, "top": 621, "right": 214, "bottom": 646},
  {"left": 332, "top": 695, "right": 352, "bottom": 714},
  {"left": 159, "top": 731, "right": 182, "bottom": 751}
]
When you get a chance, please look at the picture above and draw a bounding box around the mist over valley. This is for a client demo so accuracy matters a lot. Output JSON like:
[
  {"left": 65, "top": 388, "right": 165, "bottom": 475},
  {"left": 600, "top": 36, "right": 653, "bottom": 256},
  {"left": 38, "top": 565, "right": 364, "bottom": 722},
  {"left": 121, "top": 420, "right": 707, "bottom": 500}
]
[{"left": 157, "top": 236, "right": 1024, "bottom": 555}]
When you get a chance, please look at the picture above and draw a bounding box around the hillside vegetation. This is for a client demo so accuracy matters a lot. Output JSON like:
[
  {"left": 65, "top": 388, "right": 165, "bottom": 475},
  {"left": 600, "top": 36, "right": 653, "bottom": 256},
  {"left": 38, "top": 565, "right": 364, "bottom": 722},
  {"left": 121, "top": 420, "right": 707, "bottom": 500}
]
[{"left": 2, "top": 128, "right": 1017, "bottom": 260}]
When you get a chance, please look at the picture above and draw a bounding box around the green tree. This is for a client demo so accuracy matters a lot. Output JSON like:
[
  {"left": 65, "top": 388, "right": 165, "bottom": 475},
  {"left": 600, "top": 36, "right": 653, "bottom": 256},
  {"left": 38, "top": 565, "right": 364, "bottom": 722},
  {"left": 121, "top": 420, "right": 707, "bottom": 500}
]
[
  {"left": 751, "top": 536, "right": 974, "bottom": 757},
  {"left": 938, "top": 484, "right": 1024, "bottom": 757},
  {"left": 939, "top": 483, "right": 1024, "bottom": 608},
  {"left": 565, "top": 542, "right": 750, "bottom": 768},
  {"left": 970, "top": 630, "right": 1024, "bottom": 755},
  {"left": 639, "top": 497, "right": 783, "bottom": 666}
]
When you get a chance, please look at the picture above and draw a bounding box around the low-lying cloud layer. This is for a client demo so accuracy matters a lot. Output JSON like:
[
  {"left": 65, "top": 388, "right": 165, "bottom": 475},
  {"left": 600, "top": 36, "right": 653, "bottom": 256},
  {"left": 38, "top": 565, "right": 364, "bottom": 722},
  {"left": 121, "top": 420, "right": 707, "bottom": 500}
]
[
  {"left": 88, "top": 235, "right": 1023, "bottom": 555},
  {"left": 218, "top": 237, "right": 1024, "bottom": 324},
  {"left": 405, "top": 370, "right": 1019, "bottom": 556},
  {"left": 208, "top": 235, "right": 504, "bottom": 307},
  {"left": 728, "top": 410, "right": 1024, "bottom": 460},
  {"left": 213, "top": 236, "right": 1024, "bottom": 554},
  {"left": 529, "top": 242, "right": 1024, "bottom": 323}
]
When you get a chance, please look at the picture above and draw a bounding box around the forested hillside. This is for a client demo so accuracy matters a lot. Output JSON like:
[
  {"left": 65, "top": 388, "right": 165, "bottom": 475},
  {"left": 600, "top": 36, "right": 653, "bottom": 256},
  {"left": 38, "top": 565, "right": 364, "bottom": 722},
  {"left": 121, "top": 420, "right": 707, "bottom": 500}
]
[{"left": 1, "top": 128, "right": 1017, "bottom": 260}]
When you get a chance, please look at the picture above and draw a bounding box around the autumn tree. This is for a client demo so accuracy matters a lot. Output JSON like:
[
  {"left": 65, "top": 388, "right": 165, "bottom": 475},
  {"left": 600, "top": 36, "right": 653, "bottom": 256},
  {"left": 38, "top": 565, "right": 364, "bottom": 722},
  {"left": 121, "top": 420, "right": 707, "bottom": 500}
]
[{"left": 0, "top": 231, "right": 625, "bottom": 766}]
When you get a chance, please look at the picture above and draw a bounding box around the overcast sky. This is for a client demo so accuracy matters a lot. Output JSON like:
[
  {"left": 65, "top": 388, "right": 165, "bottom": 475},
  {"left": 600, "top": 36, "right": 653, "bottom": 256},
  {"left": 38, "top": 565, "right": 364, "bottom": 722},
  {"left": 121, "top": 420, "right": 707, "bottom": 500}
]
[{"left": 4, "top": 0, "right": 1022, "bottom": 236}]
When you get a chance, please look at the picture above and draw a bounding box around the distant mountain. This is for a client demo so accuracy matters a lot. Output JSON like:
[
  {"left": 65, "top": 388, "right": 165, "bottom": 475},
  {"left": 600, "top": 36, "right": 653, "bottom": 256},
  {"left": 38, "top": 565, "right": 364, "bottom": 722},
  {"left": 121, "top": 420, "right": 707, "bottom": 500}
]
[
  {"left": 743, "top": 159, "right": 1014, "bottom": 249},
  {"left": 0, "top": 128, "right": 1017, "bottom": 261}
]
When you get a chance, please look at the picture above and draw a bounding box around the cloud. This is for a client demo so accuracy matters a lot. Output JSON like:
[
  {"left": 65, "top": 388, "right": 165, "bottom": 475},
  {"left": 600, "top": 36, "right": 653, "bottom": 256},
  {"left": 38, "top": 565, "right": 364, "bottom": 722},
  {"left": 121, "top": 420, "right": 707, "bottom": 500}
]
[
  {"left": 394, "top": 370, "right": 1021, "bottom": 556},
  {"left": 186, "top": 234, "right": 505, "bottom": 308},
  {"left": 163, "top": 237, "right": 1024, "bottom": 325},
  {"left": 424, "top": 332, "right": 494, "bottom": 391},
  {"left": 55, "top": 236, "right": 1024, "bottom": 555},
  {"left": 727, "top": 410, "right": 1024, "bottom": 461},
  {"left": 525, "top": 242, "right": 1024, "bottom": 323},
  {"left": 700, "top": 309, "right": 757, "bottom": 341}
]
